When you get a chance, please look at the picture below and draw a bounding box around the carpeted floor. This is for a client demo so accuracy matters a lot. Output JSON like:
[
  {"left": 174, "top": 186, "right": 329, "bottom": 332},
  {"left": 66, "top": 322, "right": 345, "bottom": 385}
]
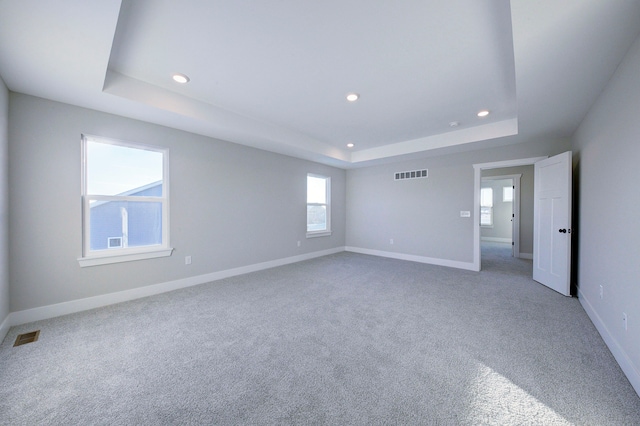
[
  {"left": 1, "top": 250, "right": 639, "bottom": 425},
  {"left": 481, "top": 241, "right": 533, "bottom": 275}
]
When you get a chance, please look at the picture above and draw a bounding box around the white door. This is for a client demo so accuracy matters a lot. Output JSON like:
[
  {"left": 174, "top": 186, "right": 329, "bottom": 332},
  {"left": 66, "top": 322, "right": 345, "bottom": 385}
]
[{"left": 533, "top": 151, "right": 572, "bottom": 296}]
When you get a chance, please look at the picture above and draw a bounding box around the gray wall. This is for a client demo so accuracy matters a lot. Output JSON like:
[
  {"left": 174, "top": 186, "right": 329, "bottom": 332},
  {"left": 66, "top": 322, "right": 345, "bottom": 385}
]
[
  {"left": 346, "top": 140, "right": 570, "bottom": 264},
  {"left": 482, "top": 165, "right": 534, "bottom": 255},
  {"left": 480, "top": 178, "right": 513, "bottom": 241},
  {"left": 572, "top": 33, "right": 640, "bottom": 387},
  {"left": 0, "top": 76, "right": 8, "bottom": 328},
  {"left": 8, "top": 94, "right": 346, "bottom": 312}
]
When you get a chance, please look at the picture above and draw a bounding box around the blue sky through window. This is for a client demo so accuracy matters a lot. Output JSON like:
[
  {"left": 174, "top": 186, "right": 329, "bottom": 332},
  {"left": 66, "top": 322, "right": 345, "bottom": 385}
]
[{"left": 87, "top": 141, "right": 163, "bottom": 196}]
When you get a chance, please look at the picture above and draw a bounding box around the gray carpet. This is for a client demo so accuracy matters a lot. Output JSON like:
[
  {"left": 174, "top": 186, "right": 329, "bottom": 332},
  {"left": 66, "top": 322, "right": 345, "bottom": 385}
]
[{"left": 1, "top": 250, "right": 639, "bottom": 425}]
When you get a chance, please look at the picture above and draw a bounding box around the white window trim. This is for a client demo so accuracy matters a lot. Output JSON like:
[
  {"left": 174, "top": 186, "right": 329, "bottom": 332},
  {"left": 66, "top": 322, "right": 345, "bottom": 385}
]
[
  {"left": 78, "top": 247, "right": 174, "bottom": 267},
  {"left": 306, "top": 173, "right": 332, "bottom": 238},
  {"left": 78, "top": 134, "right": 173, "bottom": 267},
  {"left": 306, "top": 230, "right": 333, "bottom": 238}
]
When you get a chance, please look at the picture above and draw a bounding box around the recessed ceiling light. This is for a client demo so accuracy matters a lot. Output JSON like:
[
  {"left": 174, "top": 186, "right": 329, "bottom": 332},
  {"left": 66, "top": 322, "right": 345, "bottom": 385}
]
[
  {"left": 346, "top": 93, "right": 359, "bottom": 102},
  {"left": 172, "top": 73, "right": 190, "bottom": 84},
  {"left": 347, "top": 143, "right": 355, "bottom": 148},
  {"left": 477, "top": 110, "right": 490, "bottom": 118}
]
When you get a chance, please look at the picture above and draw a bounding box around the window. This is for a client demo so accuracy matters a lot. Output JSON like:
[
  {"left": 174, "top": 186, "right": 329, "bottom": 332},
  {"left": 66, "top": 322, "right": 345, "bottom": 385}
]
[
  {"left": 480, "top": 187, "right": 493, "bottom": 227},
  {"left": 307, "top": 174, "right": 331, "bottom": 237},
  {"left": 503, "top": 186, "right": 514, "bottom": 202},
  {"left": 79, "top": 135, "right": 172, "bottom": 267}
]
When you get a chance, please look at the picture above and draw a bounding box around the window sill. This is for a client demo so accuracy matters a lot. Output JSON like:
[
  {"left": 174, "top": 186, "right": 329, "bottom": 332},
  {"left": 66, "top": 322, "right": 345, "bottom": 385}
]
[
  {"left": 78, "top": 247, "right": 174, "bottom": 267},
  {"left": 306, "top": 231, "right": 332, "bottom": 238}
]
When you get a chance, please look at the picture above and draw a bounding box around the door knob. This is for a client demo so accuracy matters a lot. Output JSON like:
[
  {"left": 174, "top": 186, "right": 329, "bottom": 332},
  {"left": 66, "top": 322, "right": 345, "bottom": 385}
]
[{"left": 559, "top": 229, "right": 567, "bottom": 233}]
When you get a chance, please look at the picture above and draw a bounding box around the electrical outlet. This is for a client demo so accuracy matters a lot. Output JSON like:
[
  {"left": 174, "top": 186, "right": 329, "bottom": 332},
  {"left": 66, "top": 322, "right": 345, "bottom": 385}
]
[
  {"left": 185, "top": 255, "right": 192, "bottom": 265},
  {"left": 599, "top": 285, "right": 603, "bottom": 299},
  {"left": 623, "top": 313, "right": 627, "bottom": 331},
  {"left": 390, "top": 239, "right": 394, "bottom": 245}
]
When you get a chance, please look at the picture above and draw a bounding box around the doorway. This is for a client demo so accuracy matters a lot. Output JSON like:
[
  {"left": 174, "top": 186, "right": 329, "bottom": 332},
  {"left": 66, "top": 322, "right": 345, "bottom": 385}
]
[
  {"left": 472, "top": 157, "right": 546, "bottom": 273},
  {"left": 481, "top": 175, "right": 518, "bottom": 256},
  {"left": 474, "top": 153, "right": 573, "bottom": 295}
]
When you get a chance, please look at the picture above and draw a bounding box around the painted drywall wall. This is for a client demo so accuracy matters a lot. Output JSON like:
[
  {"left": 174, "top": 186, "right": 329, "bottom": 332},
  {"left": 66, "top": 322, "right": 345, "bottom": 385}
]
[
  {"left": 481, "top": 178, "right": 513, "bottom": 242},
  {"left": 346, "top": 140, "right": 570, "bottom": 265},
  {"left": 8, "top": 93, "right": 346, "bottom": 312},
  {"left": 483, "top": 165, "right": 534, "bottom": 255},
  {"left": 572, "top": 32, "right": 640, "bottom": 394},
  {"left": 0, "top": 76, "right": 9, "bottom": 337}
]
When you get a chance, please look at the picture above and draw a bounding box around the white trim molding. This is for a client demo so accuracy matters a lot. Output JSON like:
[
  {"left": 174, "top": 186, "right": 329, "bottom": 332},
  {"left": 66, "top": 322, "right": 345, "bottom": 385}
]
[
  {"left": 78, "top": 247, "right": 174, "bottom": 267},
  {"left": 345, "top": 246, "right": 476, "bottom": 271},
  {"left": 579, "top": 290, "right": 640, "bottom": 397},
  {"left": 8, "top": 247, "right": 345, "bottom": 327}
]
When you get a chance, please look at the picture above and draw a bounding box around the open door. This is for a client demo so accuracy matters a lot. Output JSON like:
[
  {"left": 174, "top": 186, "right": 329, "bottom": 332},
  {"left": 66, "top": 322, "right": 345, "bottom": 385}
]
[{"left": 533, "top": 151, "right": 572, "bottom": 296}]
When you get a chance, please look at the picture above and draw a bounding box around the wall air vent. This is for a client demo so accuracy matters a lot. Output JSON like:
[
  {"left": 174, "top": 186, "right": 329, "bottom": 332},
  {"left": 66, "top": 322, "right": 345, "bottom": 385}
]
[
  {"left": 394, "top": 169, "right": 428, "bottom": 181},
  {"left": 107, "top": 237, "right": 123, "bottom": 248}
]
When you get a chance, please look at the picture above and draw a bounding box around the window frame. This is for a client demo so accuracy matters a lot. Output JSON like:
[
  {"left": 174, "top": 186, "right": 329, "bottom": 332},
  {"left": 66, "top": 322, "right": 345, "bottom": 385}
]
[
  {"left": 306, "top": 173, "right": 332, "bottom": 238},
  {"left": 78, "top": 134, "right": 173, "bottom": 267},
  {"left": 480, "top": 187, "right": 493, "bottom": 227}
]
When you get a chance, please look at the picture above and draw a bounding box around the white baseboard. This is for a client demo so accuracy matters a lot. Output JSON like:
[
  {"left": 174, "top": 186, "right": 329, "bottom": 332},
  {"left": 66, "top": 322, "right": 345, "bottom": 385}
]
[
  {"left": 579, "top": 289, "right": 640, "bottom": 398},
  {"left": 481, "top": 237, "right": 512, "bottom": 243},
  {"left": 8, "top": 247, "right": 345, "bottom": 327},
  {"left": 518, "top": 252, "right": 533, "bottom": 260},
  {"left": 0, "top": 314, "right": 10, "bottom": 345},
  {"left": 345, "top": 246, "right": 476, "bottom": 271}
]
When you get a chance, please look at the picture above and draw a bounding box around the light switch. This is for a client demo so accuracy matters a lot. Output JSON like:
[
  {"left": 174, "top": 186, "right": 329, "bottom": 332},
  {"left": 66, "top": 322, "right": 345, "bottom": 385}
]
[{"left": 460, "top": 211, "right": 471, "bottom": 217}]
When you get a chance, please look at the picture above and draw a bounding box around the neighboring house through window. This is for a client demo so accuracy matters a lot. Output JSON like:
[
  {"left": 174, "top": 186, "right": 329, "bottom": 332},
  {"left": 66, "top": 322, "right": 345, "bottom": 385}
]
[
  {"left": 79, "top": 135, "right": 172, "bottom": 267},
  {"left": 307, "top": 174, "right": 331, "bottom": 237}
]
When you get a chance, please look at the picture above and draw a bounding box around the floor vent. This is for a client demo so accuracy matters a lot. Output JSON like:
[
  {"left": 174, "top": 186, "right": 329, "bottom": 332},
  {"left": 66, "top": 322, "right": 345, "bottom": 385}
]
[
  {"left": 14, "top": 330, "right": 40, "bottom": 347},
  {"left": 394, "top": 169, "right": 428, "bottom": 181}
]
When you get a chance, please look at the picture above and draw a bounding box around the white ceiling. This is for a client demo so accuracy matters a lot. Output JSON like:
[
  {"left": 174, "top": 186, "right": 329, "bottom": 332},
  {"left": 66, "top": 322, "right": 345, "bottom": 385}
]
[{"left": 1, "top": 1, "right": 639, "bottom": 168}]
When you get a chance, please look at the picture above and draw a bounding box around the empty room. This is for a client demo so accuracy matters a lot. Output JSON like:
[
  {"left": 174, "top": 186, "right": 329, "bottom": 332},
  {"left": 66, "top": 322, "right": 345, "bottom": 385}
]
[{"left": 1, "top": 1, "right": 639, "bottom": 424}]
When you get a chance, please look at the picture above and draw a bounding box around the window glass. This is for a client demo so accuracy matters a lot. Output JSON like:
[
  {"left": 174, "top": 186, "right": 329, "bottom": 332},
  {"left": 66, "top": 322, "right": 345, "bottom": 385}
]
[
  {"left": 503, "top": 186, "right": 514, "bottom": 202},
  {"left": 307, "top": 174, "right": 331, "bottom": 236},
  {"left": 481, "top": 187, "right": 493, "bottom": 207},
  {"left": 89, "top": 201, "right": 163, "bottom": 250},
  {"left": 86, "top": 141, "right": 163, "bottom": 196},
  {"left": 307, "top": 176, "right": 327, "bottom": 204},
  {"left": 81, "top": 135, "right": 170, "bottom": 266},
  {"left": 480, "top": 187, "right": 493, "bottom": 226}
]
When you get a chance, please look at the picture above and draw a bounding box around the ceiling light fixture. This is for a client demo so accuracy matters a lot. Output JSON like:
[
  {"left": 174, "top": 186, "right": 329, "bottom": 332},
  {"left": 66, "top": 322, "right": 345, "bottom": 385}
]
[
  {"left": 347, "top": 143, "right": 355, "bottom": 148},
  {"left": 477, "top": 110, "right": 490, "bottom": 118},
  {"left": 172, "top": 73, "right": 190, "bottom": 84},
  {"left": 346, "top": 93, "right": 359, "bottom": 102},
  {"left": 449, "top": 121, "right": 459, "bottom": 128}
]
